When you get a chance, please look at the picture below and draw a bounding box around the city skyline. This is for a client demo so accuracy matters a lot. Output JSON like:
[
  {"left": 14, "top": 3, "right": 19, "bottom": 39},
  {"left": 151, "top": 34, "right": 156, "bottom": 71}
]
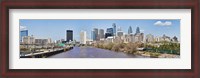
[{"left": 20, "top": 19, "right": 180, "bottom": 41}]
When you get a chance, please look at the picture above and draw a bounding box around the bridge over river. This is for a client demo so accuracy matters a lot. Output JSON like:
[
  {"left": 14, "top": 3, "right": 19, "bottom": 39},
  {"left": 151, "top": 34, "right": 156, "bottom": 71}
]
[{"left": 48, "top": 46, "right": 148, "bottom": 58}]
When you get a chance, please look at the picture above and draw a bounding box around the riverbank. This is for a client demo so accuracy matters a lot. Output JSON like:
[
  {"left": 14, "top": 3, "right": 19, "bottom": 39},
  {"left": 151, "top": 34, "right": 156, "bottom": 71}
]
[{"left": 134, "top": 51, "right": 180, "bottom": 58}]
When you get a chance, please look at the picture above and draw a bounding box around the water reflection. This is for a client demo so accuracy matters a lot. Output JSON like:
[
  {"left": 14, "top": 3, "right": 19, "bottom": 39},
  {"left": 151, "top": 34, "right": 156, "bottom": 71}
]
[{"left": 48, "top": 46, "right": 148, "bottom": 58}]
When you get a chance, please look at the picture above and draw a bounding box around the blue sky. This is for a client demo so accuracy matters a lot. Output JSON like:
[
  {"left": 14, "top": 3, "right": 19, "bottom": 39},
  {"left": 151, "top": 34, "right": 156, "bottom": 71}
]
[{"left": 20, "top": 19, "right": 180, "bottom": 41}]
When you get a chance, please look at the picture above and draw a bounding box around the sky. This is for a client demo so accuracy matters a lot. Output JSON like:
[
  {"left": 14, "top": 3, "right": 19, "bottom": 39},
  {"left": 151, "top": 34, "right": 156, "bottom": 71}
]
[{"left": 19, "top": 19, "right": 180, "bottom": 41}]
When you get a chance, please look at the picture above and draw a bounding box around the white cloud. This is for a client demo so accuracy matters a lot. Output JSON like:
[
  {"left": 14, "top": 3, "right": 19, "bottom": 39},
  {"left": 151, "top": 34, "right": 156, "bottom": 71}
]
[
  {"left": 154, "top": 21, "right": 172, "bottom": 26},
  {"left": 20, "top": 26, "right": 27, "bottom": 30}
]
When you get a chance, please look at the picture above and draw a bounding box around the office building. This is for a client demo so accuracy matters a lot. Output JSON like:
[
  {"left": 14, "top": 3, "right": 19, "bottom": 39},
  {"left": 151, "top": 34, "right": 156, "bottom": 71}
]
[
  {"left": 35, "top": 38, "right": 51, "bottom": 45},
  {"left": 172, "top": 36, "right": 178, "bottom": 42},
  {"left": 80, "top": 31, "right": 87, "bottom": 44},
  {"left": 99, "top": 29, "right": 104, "bottom": 39},
  {"left": 128, "top": 26, "right": 133, "bottom": 34},
  {"left": 146, "top": 34, "right": 154, "bottom": 43},
  {"left": 162, "top": 34, "right": 171, "bottom": 42},
  {"left": 66, "top": 30, "right": 73, "bottom": 42},
  {"left": 112, "top": 23, "right": 116, "bottom": 36},
  {"left": 136, "top": 27, "right": 140, "bottom": 34},
  {"left": 105, "top": 32, "right": 113, "bottom": 38},
  {"left": 117, "top": 31, "right": 124, "bottom": 37},
  {"left": 22, "top": 35, "right": 35, "bottom": 44},
  {"left": 93, "top": 28, "right": 98, "bottom": 41},
  {"left": 134, "top": 27, "right": 144, "bottom": 42},
  {"left": 20, "top": 30, "right": 28, "bottom": 42},
  {"left": 106, "top": 28, "right": 114, "bottom": 36}
]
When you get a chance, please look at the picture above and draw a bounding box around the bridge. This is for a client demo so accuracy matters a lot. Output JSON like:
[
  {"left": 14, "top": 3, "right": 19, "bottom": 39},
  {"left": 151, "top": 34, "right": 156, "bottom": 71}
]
[{"left": 20, "top": 47, "right": 73, "bottom": 58}]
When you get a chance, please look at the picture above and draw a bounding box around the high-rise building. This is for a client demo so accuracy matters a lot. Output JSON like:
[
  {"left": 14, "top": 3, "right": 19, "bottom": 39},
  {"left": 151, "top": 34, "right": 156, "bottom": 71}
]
[
  {"left": 35, "top": 38, "right": 51, "bottom": 45},
  {"left": 105, "top": 33, "right": 113, "bottom": 38},
  {"left": 134, "top": 33, "right": 144, "bottom": 42},
  {"left": 146, "top": 34, "right": 154, "bottom": 43},
  {"left": 172, "top": 36, "right": 178, "bottom": 42},
  {"left": 22, "top": 35, "right": 35, "bottom": 44},
  {"left": 117, "top": 26, "right": 124, "bottom": 37},
  {"left": 20, "top": 30, "right": 28, "bottom": 42},
  {"left": 117, "top": 31, "right": 123, "bottom": 37},
  {"left": 106, "top": 28, "right": 114, "bottom": 35},
  {"left": 80, "top": 31, "right": 87, "bottom": 44},
  {"left": 93, "top": 28, "right": 98, "bottom": 41},
  {"left": 99, "top": 29, "right": 104, "bottom": 39},
  {"left": 112, "top": 23, "right": 116, "bottom": 36},
  {"left": 66, "top": 30, "right": 73, "bottom": 42},
  {"left": 128, "top": 26, "right": 133, "bottom": 34},
  {"left": 136, "top": 27, "right": 140, "bottom": 34},
  {"left": 162, "top": 34, "right": 171, "bottom": 42},
  {"left": 134, "top": 27, "right": 144, "bottom": 42}
]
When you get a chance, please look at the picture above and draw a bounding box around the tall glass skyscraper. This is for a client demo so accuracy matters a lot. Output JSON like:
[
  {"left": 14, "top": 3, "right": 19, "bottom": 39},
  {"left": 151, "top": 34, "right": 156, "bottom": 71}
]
[
  {"left": 112, "top": 23, "right": 116, "bottom": 36},
  {"left": 66, "top": 30, "right": 73, "bottom": 42},
  {"left": 20, "top": 30, "right": 28, "bottom": 42},
  {"left": 99, "top": 29, "right": 104, "bottom": 39},
  {"left": 106, "top": 28, "right": 113, "bottom": 35},
  {"left": 128, "top": 26, "right": 133, "bottom": 34},
  {"left": 136, "top": 27, "right": 140, "bottom": 34},
  {"left": 92, "top": 28, "right": 98, "bottom": 41}
]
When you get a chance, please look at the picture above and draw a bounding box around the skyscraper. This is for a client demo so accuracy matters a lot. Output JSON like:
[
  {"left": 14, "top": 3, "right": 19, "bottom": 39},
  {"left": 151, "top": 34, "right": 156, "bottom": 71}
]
[
  {"left": 99, "top": 29, "right": 104, "bottom": 39},
  {"left": 91, "top": 30, "right": 95, "bottom": 41},
  {"left": 128, "top": 26, "right": 133, "bottom": 34},
  {"left": 106, "top": 28, "right": 113, "bottom": 35},
  {"left": 93, "top": 28, "right": 98, "bottom": 41},
  {"left": 66, "top": 30, "right": 73, "bottom": 42},
  {"left": 146, "top": 34, "right": 154, "bottom": 43},
  {"left": 80, "top": 31, "right": 87, "bottom": 44},
  {"left": 105, "top": 33, "right": 113, "bottom": 38},
  {"left": 20, "top": 30, "right": 28, "bottom": 42},
  {"left": 136, "top": 27, "right": 140, "bottom": 34},
  {"left": 112, "top": 23, "right": 116, "bottom": 36}
]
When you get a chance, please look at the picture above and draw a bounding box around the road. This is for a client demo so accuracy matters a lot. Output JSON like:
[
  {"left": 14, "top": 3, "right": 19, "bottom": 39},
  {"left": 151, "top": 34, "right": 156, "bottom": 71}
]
[{"left": 48, "top": 46, "right": 148, "bottom": 58}]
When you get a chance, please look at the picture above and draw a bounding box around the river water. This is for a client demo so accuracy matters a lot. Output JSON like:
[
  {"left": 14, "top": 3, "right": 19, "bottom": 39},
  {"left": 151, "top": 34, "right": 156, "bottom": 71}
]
[{"left": 48, "top": 46, "right": 148, "bottom": 58}]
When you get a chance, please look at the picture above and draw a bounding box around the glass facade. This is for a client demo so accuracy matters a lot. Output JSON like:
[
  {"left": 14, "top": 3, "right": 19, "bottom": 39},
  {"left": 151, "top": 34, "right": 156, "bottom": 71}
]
[{"left": 20, "top": 30, "right": 28, "bottom": 42}]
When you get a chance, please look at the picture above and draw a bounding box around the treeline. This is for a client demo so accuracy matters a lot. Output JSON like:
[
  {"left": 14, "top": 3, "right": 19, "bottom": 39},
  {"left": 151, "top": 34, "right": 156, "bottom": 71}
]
[
  {"left": 93, "top": 42, "right": 144, "bottom": 54},
  {"left": 145, "top": 42, "right": 180, "bottom": 55}
]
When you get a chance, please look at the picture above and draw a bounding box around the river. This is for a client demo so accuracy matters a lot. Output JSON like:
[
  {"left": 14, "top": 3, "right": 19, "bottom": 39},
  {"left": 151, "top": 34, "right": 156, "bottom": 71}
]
[{"left": 48, "top": 46, "right": 148, "bottom": 58}]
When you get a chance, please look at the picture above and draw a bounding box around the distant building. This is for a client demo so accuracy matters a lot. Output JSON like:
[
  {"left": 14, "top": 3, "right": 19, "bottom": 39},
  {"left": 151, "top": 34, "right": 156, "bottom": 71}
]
[
  {"left": 93, "top": 28, "right": 98, "bottom": 41},
  {"left": 22, "top": 35, "right": 35, "bottom": 44},
  {"left": 112, "top": 23, "right": 117, "bottom": 36},
  {"left": 136, "top": 27, "right": 140, "bottom": 34},
  {"left": 154, "top": 36, "right": 161, "bottom": 42},
  {"left": 117, "top": 26, "right": 124, "bottom": 37},
  {"left": 117, "top": 31, "right": 124, "bottom": 37},
  {"left": 66, "top": 30, "right": 73, "bottom": 42},
  {"left": 134, "top": 33, "right": 144, "bottom": 42},
  {"left": 80, "top": 31, "right": 87, "bottom": 44},
  {"left": 106, "top": 28, "right": 114, "bottom": 36},
  {"left": 162, "top": 34, "right": 171, "bottom": 42},
  {"left": 106, "top": 36, "right": 114, "bottom": 43},
  {"left": 99, "top": 29, "right": 104, "bottom": 39},
  {"left": 134, "top": 27, "right": 144, "bottom": 42},
  {"left": 146, "top": 34, "right": 154, "bottom": 43},
  {"left": 20, "top": 30, "right": 28, "bottom": 42},
  {"left": 172, "top": 36, "right": 178, "bottom": 42},
  {"left": 35, "top": 38, "right": 51, "bottom": 45},
  {"left": 105, "top": 32, "right": 113, "bottom": 38},
  {"left": 128, "top": 26, "right": 133, "bottom": 34},
  {"left": 91, "top": 30, "right": 95, "bottom": 41}
]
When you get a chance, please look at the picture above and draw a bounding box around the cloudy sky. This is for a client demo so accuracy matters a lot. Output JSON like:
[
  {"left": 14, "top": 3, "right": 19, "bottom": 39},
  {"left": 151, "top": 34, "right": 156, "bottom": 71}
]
[{"left": 20, "top": 19, "right": 180, "bottom": 41}]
